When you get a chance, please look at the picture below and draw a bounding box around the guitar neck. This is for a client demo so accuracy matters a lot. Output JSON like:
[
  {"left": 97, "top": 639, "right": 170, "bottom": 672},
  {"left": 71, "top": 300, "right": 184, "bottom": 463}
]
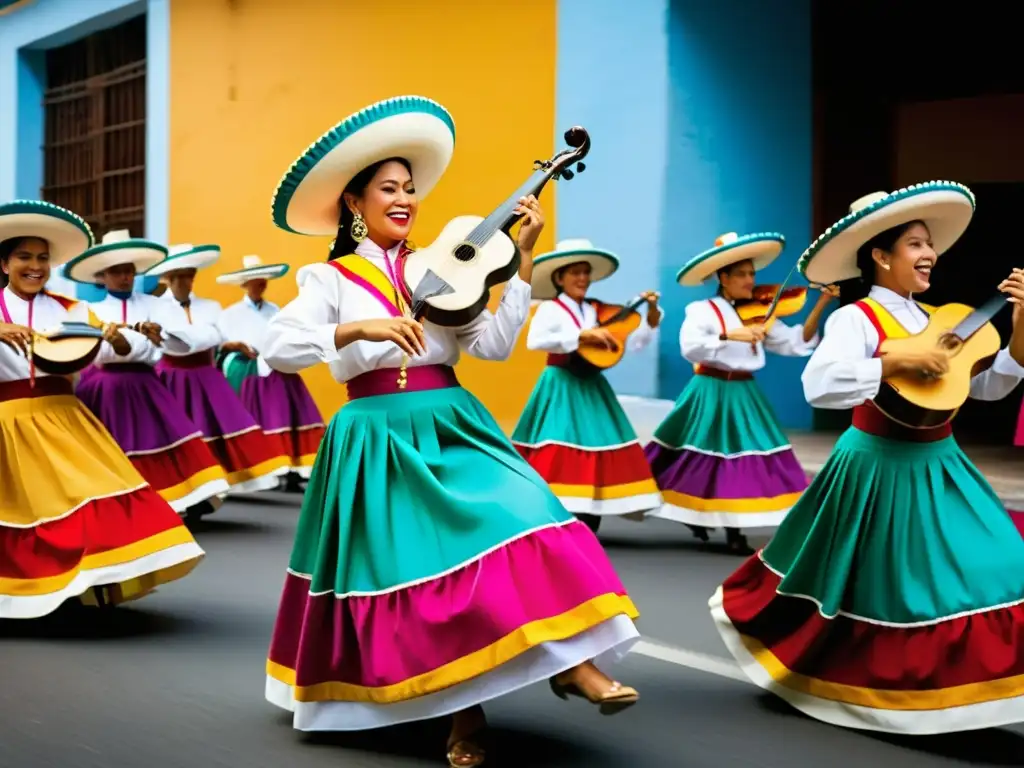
[
  {"left": 951, "top": 293, "right": 1011, "bottom": 341},
  {"left": 465, "top": 168, "right": 554, "bottom": 246}
]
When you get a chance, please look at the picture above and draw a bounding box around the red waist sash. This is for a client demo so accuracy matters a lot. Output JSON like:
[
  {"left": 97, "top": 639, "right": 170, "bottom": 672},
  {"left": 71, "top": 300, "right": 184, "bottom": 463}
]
[
  {"left": 852, "top": 402, "right": 952, "bottom": 443},
  {"left": 160, "top": 350, "right": 215, "bottom": 369},
  {"left": 346, "top": 365, "right": 459, "bottom": 400},
  {"left": 99, "top": 362, "right": 154, "bottom": 373},
  {"left": 0, "top": 377, "right": 74, "bottom": 402}
]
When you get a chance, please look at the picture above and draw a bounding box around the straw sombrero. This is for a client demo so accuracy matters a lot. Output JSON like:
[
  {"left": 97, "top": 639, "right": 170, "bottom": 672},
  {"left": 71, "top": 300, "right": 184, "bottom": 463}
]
[
  {"left": 675, "top": 232, "right": 785, "bottom": 287},
  {"left": 0, "top": 200, "right": 94, "bottom": 266},
  {"left": 530, "top": 239, "right": 620, "bottom": 300},
  {"left": 63, "top": 229, "right": 167, "bottom": 284},
  {"left": 216, "top": 255, "right": 290, "bottom": 286},
  {"left": 271, "top": 95, "right": 456, "bottom": 237},
  {"left": 798, "top": 181, "right": 975, "bottom": 285},
  {"left": 145, "top": 243, "right": 221, "bottom": 277}
]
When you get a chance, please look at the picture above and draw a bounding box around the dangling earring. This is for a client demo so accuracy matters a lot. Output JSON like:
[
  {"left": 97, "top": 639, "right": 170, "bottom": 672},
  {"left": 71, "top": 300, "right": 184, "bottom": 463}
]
[{"left": 350, "top": 212, "right": 368, "bottom": 243}]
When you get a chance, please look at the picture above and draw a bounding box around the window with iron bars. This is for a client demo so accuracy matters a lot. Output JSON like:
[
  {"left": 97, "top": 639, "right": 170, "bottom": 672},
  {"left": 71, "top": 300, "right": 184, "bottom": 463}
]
[{"left": 42, "top": 14, "right": 147, "bottom": 239}]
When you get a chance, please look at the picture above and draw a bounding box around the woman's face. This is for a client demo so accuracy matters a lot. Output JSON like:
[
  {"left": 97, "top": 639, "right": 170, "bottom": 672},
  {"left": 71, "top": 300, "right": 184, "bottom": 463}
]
[
  {"left": 874, "top": 221, "right": 935, "bottom": 294},
  {"left": 2, "top": 237, "right": 51, "bottom": 298},
  {"left": 555, "top": 262, "right": 592, "bottom": 301},
  {"left": 345, "top": 160, "right": 418, "bottom": 247},
  {"left": 166, "top": 268, "right": 197, "bottom": 300},
  {"left": 101, "top": 263, "right": 137, "bottom": 293},
  {"left": 719, "top": 259, "right": 756, "bottom": 301}
]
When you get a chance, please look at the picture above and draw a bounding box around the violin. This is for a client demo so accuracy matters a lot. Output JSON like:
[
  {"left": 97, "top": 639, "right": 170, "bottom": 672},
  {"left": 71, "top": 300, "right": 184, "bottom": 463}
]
[
  {"left": 734, "top": 284, "right": 808, "bottom": 329},
  {"left": 402, "top": 126, "right": 592, "bottom": 327},
  {"left": 574, "top": 295, "right": 648, "bottom": 370}
]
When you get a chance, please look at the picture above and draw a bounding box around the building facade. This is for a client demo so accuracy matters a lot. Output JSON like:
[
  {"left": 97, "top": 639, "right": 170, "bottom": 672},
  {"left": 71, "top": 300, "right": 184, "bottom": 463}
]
[{"left": 0, "top": 0, "right": 814, "bottom": 428}]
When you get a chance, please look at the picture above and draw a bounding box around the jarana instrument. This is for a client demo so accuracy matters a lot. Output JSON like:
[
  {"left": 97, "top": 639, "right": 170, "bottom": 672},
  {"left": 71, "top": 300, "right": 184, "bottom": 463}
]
[
  {"left": 30, "top": 321, "right": 106, "bottom": 375},
  {"left": 575, "top": 295, "right": 648, "bottom": 370},
  {"left": 874, "top": 294, "right": 1009, "bottom": 428},
  {"left": 402, "top": 126, "right": 592, "bottom": 327}
]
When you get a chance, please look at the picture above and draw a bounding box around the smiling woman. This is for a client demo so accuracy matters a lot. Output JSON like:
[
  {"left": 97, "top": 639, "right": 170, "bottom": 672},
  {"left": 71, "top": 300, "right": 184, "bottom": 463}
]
[{"left": 0, "top": 200, "right": 205, "bottom": 620}]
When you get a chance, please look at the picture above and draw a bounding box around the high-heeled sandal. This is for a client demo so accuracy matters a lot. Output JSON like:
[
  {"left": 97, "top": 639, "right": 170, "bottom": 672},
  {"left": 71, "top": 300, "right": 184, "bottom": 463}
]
[
  {"left": 446, "top": 731, "right": 486, "bottom": 767},
  {"left": 549, "top": 673, "right": 639, "bottom": 716}
]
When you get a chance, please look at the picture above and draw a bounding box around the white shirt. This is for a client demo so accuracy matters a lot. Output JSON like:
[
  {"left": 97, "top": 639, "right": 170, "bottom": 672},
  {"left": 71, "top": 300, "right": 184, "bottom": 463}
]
[
  {"left": 262, "top": 240, "right": 532, "bottom": 381},
  {"left": 89, "top": 292, "right": 165, "bottom": 367},
  {"left": 218, "top": 296, "right": 280, "bottom": 351},
  {"left": 157, "top": 291, "right": 225, "bottom": 357},
  {"left": 0, "top": 288, "right": 90, "bottom": 382},
  {"left": 802, "top": 285, "right": 1024, "bottom": 409},
  {"left": 526, "top": 293, "right": 660, "bottom": 354},
  {"left": 680, "top": 294, "right": 817, "bottom": 373}
]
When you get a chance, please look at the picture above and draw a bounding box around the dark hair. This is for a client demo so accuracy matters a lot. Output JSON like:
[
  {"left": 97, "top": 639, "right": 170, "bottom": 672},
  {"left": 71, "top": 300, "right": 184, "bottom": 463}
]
[
  {"left": 328, "top": 157, "right": 413, "bottom": 261},
  {"left": 715, "top": 258, "right": 753, "bottom": 297},
  {"left": 838, "top": 220, "right": 921, "bottom": 306}
]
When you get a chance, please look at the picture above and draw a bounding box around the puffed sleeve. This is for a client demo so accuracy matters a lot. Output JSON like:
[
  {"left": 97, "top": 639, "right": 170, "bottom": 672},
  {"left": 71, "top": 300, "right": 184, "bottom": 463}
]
[
  {"left": 455, "top": 274, "right": 532, "bottom": 361},
  {"left": 262, "top": 264, "right": 343, "bottom": 374}
]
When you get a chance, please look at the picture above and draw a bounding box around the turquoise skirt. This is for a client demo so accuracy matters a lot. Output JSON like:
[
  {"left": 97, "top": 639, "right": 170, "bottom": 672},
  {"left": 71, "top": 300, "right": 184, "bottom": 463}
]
[
  {"left": 712, "top": 426, "right": 1024, "bottom": 734},
  {"left": 511, "top": 366, "right": 660, "bottom": 517},
  {"left": 644, "top": 373, "right": 807, "bottom": 528},
  {"left": 266, "top": 384, "right": 639, "bottom": 731}
]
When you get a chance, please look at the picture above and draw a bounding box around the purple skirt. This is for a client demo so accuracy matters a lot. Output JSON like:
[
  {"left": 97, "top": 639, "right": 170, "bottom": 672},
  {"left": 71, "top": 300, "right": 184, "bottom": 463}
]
[{"left": 239, "top": 371, "right": 324, "bottom": 433}]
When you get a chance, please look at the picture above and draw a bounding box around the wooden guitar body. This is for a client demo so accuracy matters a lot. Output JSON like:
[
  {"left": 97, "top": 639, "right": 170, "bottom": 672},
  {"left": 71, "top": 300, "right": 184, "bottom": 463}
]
[
  {"left": 403, "top": 215, "right": 520, "bottom": 327},
  {"left": 31, "top": 323, "right": 104, "bottom": 375},
  {"left": 575, "top": 303, "right": 642, "bottom": 369},
  {"left": 875, "top": 302, "right": 1001, "bottom": 428}
]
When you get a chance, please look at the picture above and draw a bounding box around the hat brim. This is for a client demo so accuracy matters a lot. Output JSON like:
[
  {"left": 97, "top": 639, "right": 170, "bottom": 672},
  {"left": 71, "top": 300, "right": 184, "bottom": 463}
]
[
  {"left": 272, "top": 96, "right": 456, "bottom": 236},
  {"left": 798, "top": 183, "right": 975, "bottom": 285},
  {"left": 0, "top": 203, "right": 94, "bottom": 267},
  {"left": 145, "top": 246, "right": 221, "bottom": 277},
  {"left": 216, "top": 264, "right": 290, "bottom": 286},
  {"left": 64, "top": 241, "right": 168, "bottom": 285},
  {"left": 676, "top": 234, "right": 785, "bottom": 287},
  {"left": 530, "top": 250, "right": 620, "bottom": 300}
]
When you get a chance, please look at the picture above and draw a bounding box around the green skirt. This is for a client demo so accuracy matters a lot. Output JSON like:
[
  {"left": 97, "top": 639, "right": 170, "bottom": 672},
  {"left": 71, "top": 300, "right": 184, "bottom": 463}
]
[
  {"left": 712, "top": 426, "right": 1024, "bottom": 734},
  {"left": 511, "top": 366, "right": 660, "bottom": 516},
  {"left": 266, "top": 384, "right": 639, "bottom": 731},
  {"left": 220, "top": 351, "right": 259, "bottom": 395},
  {"left": 644, "top": 374, "right": 807, "bottom": 528}
]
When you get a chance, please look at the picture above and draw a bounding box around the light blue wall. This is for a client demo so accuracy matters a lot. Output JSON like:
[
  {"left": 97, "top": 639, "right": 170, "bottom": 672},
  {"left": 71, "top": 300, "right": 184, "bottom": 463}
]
[
  {"left": 0, "top": 0, "right": 169, "bottom": 299},
  {"left": 555, "top": 0, "right": 670, "bottom": 398},
  {"left": 657, "top": 0, "right": 814, "bottom": 428}
]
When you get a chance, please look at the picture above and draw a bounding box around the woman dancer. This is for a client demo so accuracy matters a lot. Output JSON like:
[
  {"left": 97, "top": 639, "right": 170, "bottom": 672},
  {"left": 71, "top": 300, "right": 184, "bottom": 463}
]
[
  {"left": 644, "top": 232, "right": 833, "bottom": 555},
  {"left": 216, "top": 255, "right": 325, "bottom": 488},
  {"left": 66, "top": 229, "right": 230, "bottom": 518},
  {"left": 0, "top": 200, "right": 204, "bottom": 618},
  {"left": 711, "top": 182, "right": 1024, "bottom": 733},
  {"left": 512, "top": 239, "right": 663, "bottom": 534},
  {"left": 262, "top": 96, "right": 640, "bottom": 767},
  {"left": 147, "top": 245, "right": 290, "bottom": 493}
]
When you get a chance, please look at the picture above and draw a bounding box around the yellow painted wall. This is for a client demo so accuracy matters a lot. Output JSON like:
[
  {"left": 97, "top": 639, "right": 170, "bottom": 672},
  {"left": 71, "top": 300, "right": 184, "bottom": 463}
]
[{"left": 168, "top": 0, "right": 556, "bottom": 428}]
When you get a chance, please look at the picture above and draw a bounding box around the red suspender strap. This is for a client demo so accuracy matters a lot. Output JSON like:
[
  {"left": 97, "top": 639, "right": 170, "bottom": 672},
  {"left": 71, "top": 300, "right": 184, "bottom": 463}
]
[
  {"left": 707, "top": 299, "right": 726, "bottom": 336},
  {"left": 853, "top": 299, "right": 886, "bottom": 356},
  {"left": 552, "top": 297, "right": 583, "bottom": 328}
]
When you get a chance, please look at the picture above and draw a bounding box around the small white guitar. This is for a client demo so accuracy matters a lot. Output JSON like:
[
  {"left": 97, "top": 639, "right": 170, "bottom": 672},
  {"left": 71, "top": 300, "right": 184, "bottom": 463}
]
[{"left": 402, "top": 126, "right": 592, "bottom": 327}]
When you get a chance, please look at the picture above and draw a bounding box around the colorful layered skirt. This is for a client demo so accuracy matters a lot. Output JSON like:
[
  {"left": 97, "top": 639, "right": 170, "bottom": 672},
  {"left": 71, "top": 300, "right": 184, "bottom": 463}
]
[
  {"left": 266, "top": 365, "right": 640, "bottom": 731},
  {"left": 644, "top": 367, "right": 807, "bottom": 529},
  {"left": 0, "top": 377, "right": 205, "bottom": 619},
  {"left": 76, "top": 362, "right": 230, "bottom": 512},
  {"left": 711, "top": 421, "right": 1024, "bottom": 734},
  {"left": 157, "top": 351, "right": 290, "bottom": 493},
  {"left": 511, "top": 365, "right": 661, "bottom": 518},
  {"left": 221, "top": 352, "right": 325, "bottom": 478}
]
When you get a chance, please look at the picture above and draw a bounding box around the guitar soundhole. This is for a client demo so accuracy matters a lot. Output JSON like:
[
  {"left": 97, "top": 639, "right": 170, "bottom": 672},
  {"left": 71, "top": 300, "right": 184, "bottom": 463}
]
[
  {"left": 453, "top": 243, "right": 476, "bottom": 262},
  {"left": 938, "top": 333, "right": 963, "bottom": 354}
]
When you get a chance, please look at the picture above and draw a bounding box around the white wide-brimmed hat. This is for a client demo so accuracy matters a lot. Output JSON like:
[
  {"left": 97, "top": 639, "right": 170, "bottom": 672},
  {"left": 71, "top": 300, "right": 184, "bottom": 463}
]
[
  {"left": 63, "top": 229, "right": 168, "bottom": 284},
  {"left": 145, "top": 243, "right": 221, "bottom": 277},
  {"left": 798, "top": 181, "right": 976, "bottom": 285},
  {"left": 271, "top": 95, "right": 456, "bottom": 237},
  {"left": 530, "top": 239, "right": 620, "bottom": 300},
  {"left": 216, "top": 254, "right": 290, "bottom": 286},
  {"left": 0, "top": 199, "right": 94, "bottom": 267},
  {"left": 676, "top": 232, "right": 785, "bottom": 287}
]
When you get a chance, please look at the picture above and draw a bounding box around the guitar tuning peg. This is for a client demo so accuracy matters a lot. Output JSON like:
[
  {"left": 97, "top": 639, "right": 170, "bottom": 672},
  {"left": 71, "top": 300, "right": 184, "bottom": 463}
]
[
  {"left": 533, "top": 160, "right": 545, "bottom": 170},
  {"left": 576, "top": 162, "right": 586, "bottom": 173},
  {"left": 561, "top": 169, "right": 575, "bottom": 181}
]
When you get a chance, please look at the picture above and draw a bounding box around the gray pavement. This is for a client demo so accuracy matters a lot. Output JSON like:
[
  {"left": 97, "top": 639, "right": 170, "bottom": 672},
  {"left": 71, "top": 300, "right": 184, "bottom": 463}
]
[{"left": 3, "top": 496, "right": 1024, "bottom": 768}]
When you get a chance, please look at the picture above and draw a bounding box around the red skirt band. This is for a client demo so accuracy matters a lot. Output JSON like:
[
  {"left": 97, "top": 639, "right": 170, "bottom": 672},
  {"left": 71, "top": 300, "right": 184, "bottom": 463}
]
[
  {"left": 0, "top": 377, "right": 73, "bottom": 402},
  {"left": 694, "top": 364, "right": 753, "bottom": 382},
  {"left": 346, "top": 365, "right": 459, "bottom": 400},
  {"left": 852, "top": 403, "right": 952, "bottom": 443}
]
